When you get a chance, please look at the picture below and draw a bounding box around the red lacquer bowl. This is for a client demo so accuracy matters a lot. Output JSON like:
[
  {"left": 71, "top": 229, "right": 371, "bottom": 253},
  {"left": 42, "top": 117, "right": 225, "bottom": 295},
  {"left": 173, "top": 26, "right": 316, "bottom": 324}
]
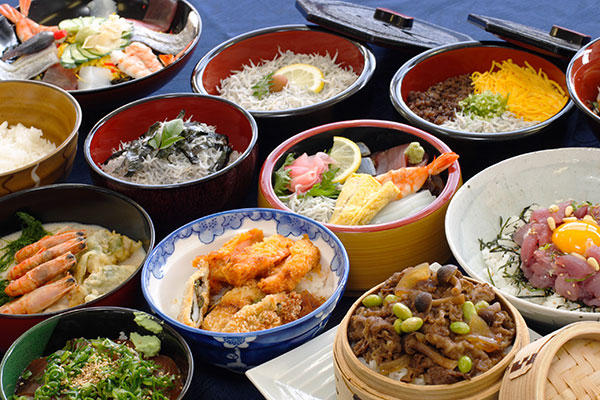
[
  {"left": 191, "top": 24, "right": 375, "bottom": 118},
  {"left": 84, "top": 94, "right": 258, "bottom": 238},
  {"left": 390, "top": 41, "right": 573, "bottom": 141},
  {"left": 567, "top": 37, "right": 600, "bottom": 132},
  {"left": 0, "top": 184, "right": 155, "bottom": 352}
]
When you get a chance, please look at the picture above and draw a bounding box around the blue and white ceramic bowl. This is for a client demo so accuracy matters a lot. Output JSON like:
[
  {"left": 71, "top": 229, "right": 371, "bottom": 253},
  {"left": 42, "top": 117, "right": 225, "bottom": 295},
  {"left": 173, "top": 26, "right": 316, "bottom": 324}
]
[{"left": 142, "top": 208, "right": 349, "bottom": 371}]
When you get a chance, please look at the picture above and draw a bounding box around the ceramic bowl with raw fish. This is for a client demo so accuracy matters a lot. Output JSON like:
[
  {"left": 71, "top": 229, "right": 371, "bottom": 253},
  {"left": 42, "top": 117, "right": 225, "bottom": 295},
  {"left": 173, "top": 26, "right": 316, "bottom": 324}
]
[
  {"left": 0, "top": 183, "right": 155, "bottom": 352},
  {"left": 0, "top": 80, "right": 81, "bottom": 197},
  {"left": 446, "top": 147, "right": 600, "bottom": 328},
  {"left": 259, "top": 119, "right": 462, "bottom": 293},
  {"left": 0, "top": 0, "right": 201, "bottom": 109},
  {"left": 390, "top": 41, "right": 573, "bottom": 141},
  {"left": 142, "top": 208, "right": 349, "bottom": 371}
]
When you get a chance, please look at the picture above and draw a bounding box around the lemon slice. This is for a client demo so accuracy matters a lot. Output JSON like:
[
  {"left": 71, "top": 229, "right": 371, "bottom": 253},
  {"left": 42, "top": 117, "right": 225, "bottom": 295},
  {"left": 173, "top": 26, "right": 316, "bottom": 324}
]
[
  {"left": 273, "top": 63, "right": 324, "bottom": 93},
  {"left": 330, "top": 136, "right": 362, "bottom": 183}
]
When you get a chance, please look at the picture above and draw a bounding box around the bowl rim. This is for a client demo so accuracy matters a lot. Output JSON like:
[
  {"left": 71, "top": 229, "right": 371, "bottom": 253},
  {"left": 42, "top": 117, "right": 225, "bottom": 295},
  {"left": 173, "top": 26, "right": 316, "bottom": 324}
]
[
  {"left": 0, "top": 306, "right": 194, "bottom": 399},
  {"left": 141, "top": 207, "right": 350, "bottom": 338},
  {"left": 566, "top": 36, "right": 600, "bottom": 123},
  {"left": 83, "top": 92, "right": 258, "bottom": 190},
  {"left": 44, "top": 0, "right": 202, "bottom": 96},
  {"left": 389, "top": 40, "right": 574, "bottom": 141},
  {"left": 190, "top": 23, "right": 377, "bottom": 118},
  {"left": 0, "top": 183, "right": 156, "bottom": 319},
  {"left": 259, "top": 119, "right": 462, "bottom": 233},
  {"left": 0, "top": 80, "right": 81, "bottom": 176},
  {"left": 445, "top": 147, "right": 600, "bottom": 320}
]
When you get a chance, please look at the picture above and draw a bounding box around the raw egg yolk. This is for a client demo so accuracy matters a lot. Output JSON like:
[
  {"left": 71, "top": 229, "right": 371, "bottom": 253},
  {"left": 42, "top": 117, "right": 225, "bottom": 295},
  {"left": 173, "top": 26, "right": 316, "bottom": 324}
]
[{"left": 551, "top": 220, "right": 600, "bottom": 255}]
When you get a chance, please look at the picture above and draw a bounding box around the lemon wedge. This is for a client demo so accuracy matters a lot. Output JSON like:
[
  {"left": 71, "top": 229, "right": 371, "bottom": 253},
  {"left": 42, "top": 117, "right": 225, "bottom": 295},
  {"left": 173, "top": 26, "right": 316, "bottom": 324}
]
[
  {"left": 273, "top": 63, "right": 324, "bottom": 93},
  {"left": 330, "top": 136, "right": 362, "bottom": 183}
]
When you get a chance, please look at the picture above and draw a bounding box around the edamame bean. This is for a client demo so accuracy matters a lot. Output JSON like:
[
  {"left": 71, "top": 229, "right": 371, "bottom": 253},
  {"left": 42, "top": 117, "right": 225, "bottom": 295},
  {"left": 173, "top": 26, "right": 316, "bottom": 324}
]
[
  {"left": 462, "top": 301, "right": 476, "bottom": 322},
  {"left": 384, "top": 294, "right": 400, "bottom": 305},
  {"left": 400, "top": 317, "right": 423, "bottom": 333},
  {"left": 392, "top": 302, "right": 412, "bottom": 320},
  {"left": 393, "top": 318, "right": 402, "bottom": 334},
  {"left": 458, "top": 355, "right": 472, "bottom": 373},
  {"left": 475, "top": 300, "right": 490, "bottom": 311},
  {"left": 362, "top": 294, "right": 383, "bottom": 308},
  {"left": 450, "top": 321, "right": 470, "bottom": 335}
]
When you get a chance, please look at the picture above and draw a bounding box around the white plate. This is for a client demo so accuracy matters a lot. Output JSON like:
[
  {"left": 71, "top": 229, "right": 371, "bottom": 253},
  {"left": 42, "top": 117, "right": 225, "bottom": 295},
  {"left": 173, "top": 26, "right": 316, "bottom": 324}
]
[{"left": 246, "top": 325, "right": 543, "bottom": 400}]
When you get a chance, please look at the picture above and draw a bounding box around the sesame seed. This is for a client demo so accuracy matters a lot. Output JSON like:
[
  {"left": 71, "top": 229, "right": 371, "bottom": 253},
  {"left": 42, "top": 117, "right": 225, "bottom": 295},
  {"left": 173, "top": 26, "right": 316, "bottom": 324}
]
[
  {"left": 587, "top": 257, "right": 600, "bottom": 271},
  {"left": 565, "top": 205, "right": 573, "bottom": 217},
  {"left": 547, "top": 217, "right": 556, "bottom": 230},
  {"left": 548, "top": 204, "right": 559, "bottom": 213}
]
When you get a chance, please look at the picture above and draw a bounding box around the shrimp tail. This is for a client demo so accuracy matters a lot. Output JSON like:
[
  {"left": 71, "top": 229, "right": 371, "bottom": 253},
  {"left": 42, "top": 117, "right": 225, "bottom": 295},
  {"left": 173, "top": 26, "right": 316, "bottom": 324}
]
[
  {"left": 19, "top": 0, "right": 30, "bottom": 16},
  {"left": 427, "top": 152, "right": 459, "bottom": 175}
]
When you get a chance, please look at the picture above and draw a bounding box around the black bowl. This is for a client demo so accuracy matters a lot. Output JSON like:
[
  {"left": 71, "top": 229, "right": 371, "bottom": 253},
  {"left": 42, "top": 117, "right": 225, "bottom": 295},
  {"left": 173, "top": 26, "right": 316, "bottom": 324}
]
[
  {"left": 7, "top": 0, "right": 202, "bottom": 110},
  {"left": 0, "top": 183, "right": 155, "bottom": 351},
  {"left": 0, "top": 306, "right": 193, "bottom": 399}
]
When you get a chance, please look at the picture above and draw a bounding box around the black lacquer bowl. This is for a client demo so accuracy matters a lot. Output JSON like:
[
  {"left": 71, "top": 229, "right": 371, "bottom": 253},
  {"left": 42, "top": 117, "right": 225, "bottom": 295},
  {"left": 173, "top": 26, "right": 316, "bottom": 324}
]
[
  {"left": 0, "top": 184, "right": 155, "bottom": 352},
  {"left": 0, "top": 306, "right": 193, "bottom": 399},
  {"left": 2, "top": 0, "right": 201, "bottom": 110}
]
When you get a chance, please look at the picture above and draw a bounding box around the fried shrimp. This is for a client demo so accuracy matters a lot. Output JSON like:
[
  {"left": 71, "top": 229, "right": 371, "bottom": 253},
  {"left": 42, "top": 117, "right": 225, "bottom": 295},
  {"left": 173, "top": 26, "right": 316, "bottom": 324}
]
[
  {"left": 258, "top": 235, "right": 320, "bottom": 293},
  {"left": 220, "top": 292, "right": 303, "bottom": 333},
  {"left": 183, "top": 229, "right": 327, "bottom": 333},
  {"left": 217, "top": 234, "right": 294, "bottom": 286}
]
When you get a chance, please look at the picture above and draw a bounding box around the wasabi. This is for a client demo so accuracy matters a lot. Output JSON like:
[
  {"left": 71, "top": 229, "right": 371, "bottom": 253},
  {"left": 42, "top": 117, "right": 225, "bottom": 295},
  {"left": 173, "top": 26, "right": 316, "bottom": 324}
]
[
  {"left": 134, "top": 311, "right": 163, "bottom": 333},
  {"left": 130, "top": 331, "right": 161, "bottom": 358}
]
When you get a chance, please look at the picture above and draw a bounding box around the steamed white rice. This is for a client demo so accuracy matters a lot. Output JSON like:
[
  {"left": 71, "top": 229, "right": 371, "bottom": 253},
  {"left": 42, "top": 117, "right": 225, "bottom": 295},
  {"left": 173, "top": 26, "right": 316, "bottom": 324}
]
[
  {"left": 0, "top": 121, "right": 55, "bottom": 173},
  {"left": 441, "top": 111, "right": 538, "bottom": 133},
  {"left": 218, "top": 49, "right": 358, "bottom": 111}
]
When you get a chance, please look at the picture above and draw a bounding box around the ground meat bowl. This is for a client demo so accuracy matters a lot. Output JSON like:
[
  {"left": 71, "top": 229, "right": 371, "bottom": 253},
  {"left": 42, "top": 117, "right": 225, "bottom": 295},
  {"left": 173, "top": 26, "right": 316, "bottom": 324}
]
[{"left": 333, "top": 262, "right": 529, "bottom": 400}]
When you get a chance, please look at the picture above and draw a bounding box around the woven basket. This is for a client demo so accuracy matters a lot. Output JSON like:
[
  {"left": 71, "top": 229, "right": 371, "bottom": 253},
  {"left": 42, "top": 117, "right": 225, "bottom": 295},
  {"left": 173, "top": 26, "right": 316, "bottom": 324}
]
[
  {"left": 333, "top": 276, "right": 530, "bottom": 400},
  {"left": 500, "top": 321, "right": 600, "bottom": 400}
]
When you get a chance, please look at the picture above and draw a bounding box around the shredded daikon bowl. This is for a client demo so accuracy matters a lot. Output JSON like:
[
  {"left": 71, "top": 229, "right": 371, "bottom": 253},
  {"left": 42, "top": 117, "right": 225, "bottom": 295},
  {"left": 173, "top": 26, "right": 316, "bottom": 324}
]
[
  {"left": 218, "top": 49, "right": 358, "bottom": 111},
  {"left": 0, "top": 121, "right": 55, "bottom": 173}
]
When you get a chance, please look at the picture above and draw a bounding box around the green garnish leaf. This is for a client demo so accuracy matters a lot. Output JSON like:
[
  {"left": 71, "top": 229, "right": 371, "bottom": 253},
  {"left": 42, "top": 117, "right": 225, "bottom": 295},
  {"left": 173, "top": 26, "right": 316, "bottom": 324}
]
[
  {"left": 0, "top": 280, "right": 11, "bottom": 306},
  {"left": 304, "top": 166, "right": 341, "bottom": 198},
  {"left": 148, "top": 118, "right": 185, "bottom": 150},
  {"left": 21, "top": 369, "right": 32, "bottom": 380},
  {"left": 274, "top": 153, "right": 295, "bottom": 197},
  {"left": 565, "top": 273, "right": 594, "bottom": 283},
  {"left": 459, "top": 90, "right": 508, "bottom": 119},
  {"left": 0, "top": 212, "right": 48, "bottom": 272},
  {"left": 252, "top": 72, "right": 274, "bottom": 100}
]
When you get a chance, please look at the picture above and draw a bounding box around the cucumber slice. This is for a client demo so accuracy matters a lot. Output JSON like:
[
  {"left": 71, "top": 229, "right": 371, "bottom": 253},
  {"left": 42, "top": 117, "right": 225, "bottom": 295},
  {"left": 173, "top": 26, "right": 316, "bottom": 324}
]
[
  {"left": 77, "top": 45, "right": 100, "bottom": 60},
  {"left": 70, "top": 45, "right": 88, "bottom": 64},
  {"left": 58, "top": 19, "right": 81, "bottom": 34},
  {"left": 60, "top": 45, "right": 76, "bottom": 68}
]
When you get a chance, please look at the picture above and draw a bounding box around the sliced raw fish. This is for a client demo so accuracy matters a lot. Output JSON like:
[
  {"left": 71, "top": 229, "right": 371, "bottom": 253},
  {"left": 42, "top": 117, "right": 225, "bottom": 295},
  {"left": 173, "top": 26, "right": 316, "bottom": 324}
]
[
  {"left": 41, "top": 63, "right": 78, "bottom": 90},
  {"left": 131, "top": 11, "right": 200, "bottom": 55},
  {"left": 0, "top": 45, "right": 58, "bottom": 80}
]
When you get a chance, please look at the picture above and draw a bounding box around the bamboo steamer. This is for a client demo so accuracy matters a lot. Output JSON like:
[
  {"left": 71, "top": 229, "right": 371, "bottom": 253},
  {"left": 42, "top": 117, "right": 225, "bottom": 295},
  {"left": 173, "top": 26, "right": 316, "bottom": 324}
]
[
  {"left": 333, "top": 276, "right": 530, "bottom": 400},
  {"left": 500, "top": 321, "right": 600, "bottom": 400}
]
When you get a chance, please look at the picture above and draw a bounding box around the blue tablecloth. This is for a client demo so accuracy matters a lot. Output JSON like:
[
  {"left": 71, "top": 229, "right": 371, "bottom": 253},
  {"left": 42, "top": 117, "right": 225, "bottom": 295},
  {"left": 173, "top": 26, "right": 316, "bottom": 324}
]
[{"left": 6, "top": 0, "right": 600, "bottom": 398}]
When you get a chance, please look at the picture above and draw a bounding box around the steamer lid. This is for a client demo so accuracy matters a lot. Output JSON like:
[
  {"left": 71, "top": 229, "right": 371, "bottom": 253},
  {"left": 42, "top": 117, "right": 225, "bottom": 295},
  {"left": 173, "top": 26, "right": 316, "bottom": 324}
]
[
  {"left": 467, "top": 14, "right": 590, "bottom": 58},
  {"left": 295, "top": 0, "right": 473, "bottom": 50}
]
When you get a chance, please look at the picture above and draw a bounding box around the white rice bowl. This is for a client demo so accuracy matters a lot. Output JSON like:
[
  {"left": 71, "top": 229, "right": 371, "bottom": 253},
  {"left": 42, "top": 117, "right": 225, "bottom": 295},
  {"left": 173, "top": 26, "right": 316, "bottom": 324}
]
[{"left": 445, "top": 147, "right": 600, "bottom": 328}]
